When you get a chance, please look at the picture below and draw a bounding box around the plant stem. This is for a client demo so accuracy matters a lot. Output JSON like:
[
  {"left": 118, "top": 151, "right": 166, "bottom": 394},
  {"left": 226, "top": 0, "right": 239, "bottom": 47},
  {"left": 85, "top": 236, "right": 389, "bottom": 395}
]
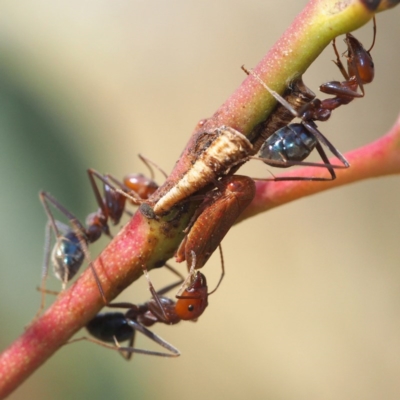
[{"left": 0, "top": 0, "right": 398, "bottom": 398}]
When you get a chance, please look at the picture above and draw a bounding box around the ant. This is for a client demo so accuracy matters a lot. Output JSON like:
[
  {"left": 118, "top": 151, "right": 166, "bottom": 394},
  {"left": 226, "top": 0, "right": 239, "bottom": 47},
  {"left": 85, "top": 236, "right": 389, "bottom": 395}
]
[
  {"left": 242, "top": 66, "right": 348, "bottom": 181},
  {"left": 36, "top": 157, "right": 164, "bottom": 316},
  {"left": 120, "top": 154, "right": 166, "bottom": 203},
  {"left": 151, "top": 19, "right": 377, "bottom": 214},
  {"left": 319, "top": 17, "right": 376, "bottom": 111},
  {"left": 70, "top": 253, "right": 211, "bottom": 359},
  {"left": 241, "top": 18, "right": 376, "bottom": 181}
]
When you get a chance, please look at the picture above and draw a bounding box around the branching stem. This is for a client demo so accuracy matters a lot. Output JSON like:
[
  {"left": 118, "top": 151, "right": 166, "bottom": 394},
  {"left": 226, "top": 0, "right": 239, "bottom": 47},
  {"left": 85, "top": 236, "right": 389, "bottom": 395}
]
[{"left": 0, "top": 1, "right": 398, "bottom": 398}]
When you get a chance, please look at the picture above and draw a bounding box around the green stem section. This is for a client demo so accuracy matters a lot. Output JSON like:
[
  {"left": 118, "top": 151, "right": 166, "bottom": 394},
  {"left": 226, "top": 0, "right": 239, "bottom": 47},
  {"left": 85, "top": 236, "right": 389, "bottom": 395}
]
[{"left": 210, "top": 0, "right": 378, "bottom": 134}]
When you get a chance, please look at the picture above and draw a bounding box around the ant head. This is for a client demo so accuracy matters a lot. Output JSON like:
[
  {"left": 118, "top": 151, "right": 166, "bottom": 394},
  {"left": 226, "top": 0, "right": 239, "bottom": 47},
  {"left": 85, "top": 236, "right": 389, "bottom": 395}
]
[
  {"left": 345, "top": 26, "right": 375, "bottom": 85},
  {"left": 175, "top": 272, "right": 209, "bottom": 320},
  {"left": 123, "top": 173, "right": 158, "bottom": 200}
]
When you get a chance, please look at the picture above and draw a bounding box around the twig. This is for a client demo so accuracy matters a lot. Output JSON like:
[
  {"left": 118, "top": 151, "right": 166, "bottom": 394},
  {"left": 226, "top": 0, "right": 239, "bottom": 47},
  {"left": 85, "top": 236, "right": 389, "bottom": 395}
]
[{"left": 0, "top": 0, "right": 398, "bottom": 398}]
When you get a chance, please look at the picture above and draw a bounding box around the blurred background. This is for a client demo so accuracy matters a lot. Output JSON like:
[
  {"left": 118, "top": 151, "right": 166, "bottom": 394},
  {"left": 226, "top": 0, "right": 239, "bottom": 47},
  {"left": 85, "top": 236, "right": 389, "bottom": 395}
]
[{"left": 0, "top": 1, "right": 399, "bottom": 399}]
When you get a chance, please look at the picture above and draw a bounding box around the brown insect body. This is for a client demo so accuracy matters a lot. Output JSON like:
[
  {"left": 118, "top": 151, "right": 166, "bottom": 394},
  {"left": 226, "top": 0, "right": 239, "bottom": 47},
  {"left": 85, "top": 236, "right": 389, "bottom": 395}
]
[
  {"left": 319, "top": 20, "right": 376, "bottom": 110},
  {"left": 175, "top": 175, "right": 256, "bottom": 269}
]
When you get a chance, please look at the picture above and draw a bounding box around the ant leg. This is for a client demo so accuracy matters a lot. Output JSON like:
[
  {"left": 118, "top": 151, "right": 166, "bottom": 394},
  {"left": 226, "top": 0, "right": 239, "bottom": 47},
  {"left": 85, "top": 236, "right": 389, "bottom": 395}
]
[
  {"left": 41, "top": 201, "right": 108, "bottom": 307},
  {"left": 254, "top": 145, "right": 336, "bottom": 181},
  {"left": 68, "top": 327, "right": 180, "bottom": 358},
  {"left": 163, "top": 262, "right": 185, "bottom": 280},
  {"left": 87, "top": 169, "right": 109, "bottom": 222},
  {"left": 36, "top": 287, "right": 60, "bottom": 295},
  {"left": 208, "top": 245, "right": 225, "bottom": 295},
  {"left": 242, "top": 66, "right": 299, "bottom": 119},
  {"left": 138, "top": 153, "right": 168, "bottom": 180},
  {"left": 70, "top": 223, "right": 108, "bottom": 305},
  {"left": 303, "top": 120, "right": 349, "bottom": 167},
  {"left": 114, "top": 188, "right": 142, "bottom": 205},
  {"left": 251, "top": 156, "right": 346, "bottom": 170},
  {"left": 332, "top": 37, "right": 350, "bottom": 81},
  {"left": 34, "top": 221, "right": 53, "bottom": 319},
  {"left": 112, "top": 331, "right": 136, "bottom": 361},
  {"left": 250, "top": 155, "right": 346, "bottom": 182},
  {"left": 142, "top": 266, "right": 173, "bottom": 322},
  {"left": 94, "top": 171, "right": 143, "bottom": 207},
  {"left": 103, "top": 169, "right": 161, "bottom": 207},
  {"left": 39, "top": 192, "right": 87, "bottom": 235},
  {"left": 102, "top": 264, "right": 185, "bottom": 311},
  {"left": 87, "top": 169, "right": 129, "bottom": 229},
  {"left": 39, "top": 192, "right": 61, "bottom": 237},
  {"left": 176, "top": 251, "right": 197, "bottom": 298},
  {"left": 124, "top": 319, "right": 180, "bottom": 357},
  {"left": 154, "top": 263, "right": 185, "bottom": 297},
  {"left": 367, "top": 16, "right": 377, "bottom": 53}
]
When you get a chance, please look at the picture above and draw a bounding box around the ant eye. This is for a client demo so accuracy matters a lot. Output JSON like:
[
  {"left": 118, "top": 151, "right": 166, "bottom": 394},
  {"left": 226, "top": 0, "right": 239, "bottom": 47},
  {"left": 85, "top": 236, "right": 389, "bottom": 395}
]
[{"left": 175, "top": 297, "right": 207, "bottom": 320}]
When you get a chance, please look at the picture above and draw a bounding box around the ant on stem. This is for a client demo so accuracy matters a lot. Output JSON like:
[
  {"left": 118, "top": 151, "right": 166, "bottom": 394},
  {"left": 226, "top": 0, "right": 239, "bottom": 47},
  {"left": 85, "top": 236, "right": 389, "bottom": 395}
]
[
  {"left": 242, "top": 65, "right": 348, "bottom": 181},
  {"left": 319, "top": 17, "right": 376, "bottom": 111},
  {"left": 241, "top": 18, "right": 376, "bottom": 181},
  {"left": 150, "top": 19, "right": 377, "bottom": 215},
  {"left": 70, "top": 252, "right": 213, "bottom": 359},
  {"left": 36, "top": 157, "right": 164, "bottom": 316}
]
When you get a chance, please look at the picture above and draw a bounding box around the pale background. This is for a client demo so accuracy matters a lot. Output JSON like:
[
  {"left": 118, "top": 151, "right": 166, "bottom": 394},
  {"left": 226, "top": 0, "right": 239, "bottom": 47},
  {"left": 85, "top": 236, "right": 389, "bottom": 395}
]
[{"left": 0, "top": 1, "right": 399, "bottom": 399}]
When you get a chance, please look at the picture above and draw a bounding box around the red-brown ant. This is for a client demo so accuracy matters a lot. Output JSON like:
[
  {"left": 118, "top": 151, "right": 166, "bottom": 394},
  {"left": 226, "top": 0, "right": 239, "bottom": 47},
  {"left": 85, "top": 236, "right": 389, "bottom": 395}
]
[
  {"left": 241, "top": 18, "right": 376, "bottom": 181},
  {"left": 319, "top": 17, "right": 376, "bottom": 111},
  {"left": 238, "top": 19, "right": 377, "bottom": 182},
  {"left": 121, "top": 154, "right": 167, "bottom": 202},
  {"left": 151, "top": 19, "right": 377, "bottom": 214},
  {"left": 70, "top": 254, "right": 210, "bottom": 358}
]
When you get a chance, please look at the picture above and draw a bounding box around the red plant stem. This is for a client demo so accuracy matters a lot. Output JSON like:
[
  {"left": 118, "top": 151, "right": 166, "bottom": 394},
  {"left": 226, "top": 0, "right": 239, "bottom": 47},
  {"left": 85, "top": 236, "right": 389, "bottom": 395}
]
[
  {"left": 1, "top": 117, "right": 398, "bottom": 399},
  {"left": 0, "top": 208, "right": 191, "bottom": 398},
  {"left": 0, "top": 1, "right": 398, "bottom": 398}
]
